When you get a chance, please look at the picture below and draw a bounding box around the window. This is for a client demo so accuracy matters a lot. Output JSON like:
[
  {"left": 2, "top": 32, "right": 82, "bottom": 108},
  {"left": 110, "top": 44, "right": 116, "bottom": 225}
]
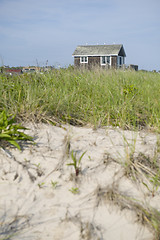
[
  {"left": 101, "top": 56, "right": 110, "bottom": 65},
  {"left": 107, "top": 56, "right": 110, "bottom": 64},
  {"left": 80, "top": 56, "right": 88, "bottom": 63},
  {"left": 118, "top": 56, "right": 124, "bottom": 66},
  {"left": 102, "top": 56, "right": 106, "bottom": 64},
  {"left": 119, "top": 57, "right": 122, "bottom": 66}
]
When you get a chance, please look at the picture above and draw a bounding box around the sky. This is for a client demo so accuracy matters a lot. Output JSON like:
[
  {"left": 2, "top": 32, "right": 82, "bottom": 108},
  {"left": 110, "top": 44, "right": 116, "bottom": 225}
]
[{"left": 0, "top": 0, "right": 160, "bottom": 70}]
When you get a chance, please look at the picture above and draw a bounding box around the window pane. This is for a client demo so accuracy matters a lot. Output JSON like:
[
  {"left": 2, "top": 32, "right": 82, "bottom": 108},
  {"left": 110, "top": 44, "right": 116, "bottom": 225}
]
[
  {"left": 119, "top": 57, "right": 122, "bottom": 65},
  {"left": 107, "top": 56, "right": 110, "bottom": 64},
  {"left": 102, "top": 56, "right": 106, "bottom": 64},
  {"left": 81, "top": 56, "right": 88, "bottom": 63}
]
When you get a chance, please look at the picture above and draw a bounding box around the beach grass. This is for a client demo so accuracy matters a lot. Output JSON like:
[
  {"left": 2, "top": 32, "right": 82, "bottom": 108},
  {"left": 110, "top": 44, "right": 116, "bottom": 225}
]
[
  {"left": 0, "top": 67, "right": 160, "bottom": 131},
  {"left": 0, "top": 67, "right": 160, "bottom": 240}
]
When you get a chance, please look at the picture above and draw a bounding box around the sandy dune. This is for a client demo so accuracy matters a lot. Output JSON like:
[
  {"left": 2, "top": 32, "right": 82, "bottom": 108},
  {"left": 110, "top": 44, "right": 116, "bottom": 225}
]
[{"left": 0, "top": 123, "right": 160, "bottom": 239}]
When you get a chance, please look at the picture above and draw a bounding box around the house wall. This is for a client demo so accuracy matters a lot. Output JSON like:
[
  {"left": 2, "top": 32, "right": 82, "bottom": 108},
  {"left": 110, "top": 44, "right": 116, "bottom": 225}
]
[
  {"left": 74, "top": 56, "right": 100, "bottom": 69},
  {"left": 88, "top": 56, "right": 100, "bottom": 69},
  {"left": 111, "top": 56, "right": 117, "bottom": 68},
  {"left": 74, "top": 57, "right": 81, "bottom": 67},
  {"left": 4, "top": 68, "right": 22, "bottom": 75},
  {"left": 74, "top": 56, "right": 120, "bottom": 69}
]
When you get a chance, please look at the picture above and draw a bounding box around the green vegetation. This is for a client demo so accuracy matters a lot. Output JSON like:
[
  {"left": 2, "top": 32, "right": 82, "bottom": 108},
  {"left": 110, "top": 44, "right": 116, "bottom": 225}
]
[
  {"left": 0, "top": 68, "right": 160, "bottom": 131},
  {"left": 67, "top": 150, "right": 86, "bottom": 176},
  {"left": 69, "top": 187, "right": 80, "bottom": 194},
  {"left": 0, "top": 68, "right": 160, "bottom": 239},
  {"left": 38, "top": 182, "right": 45, "bottom": 188},
  {"left": 51, "top": 180, "right": 58, "bottom": 189},
  {"left": 0, "top": 110, "right": 33, "bottom": 150}
]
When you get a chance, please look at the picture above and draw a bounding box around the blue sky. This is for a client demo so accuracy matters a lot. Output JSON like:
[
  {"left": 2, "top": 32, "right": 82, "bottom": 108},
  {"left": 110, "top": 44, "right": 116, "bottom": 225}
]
[{"left": 0, "top": 0, "right": 160, "bottom": 70}]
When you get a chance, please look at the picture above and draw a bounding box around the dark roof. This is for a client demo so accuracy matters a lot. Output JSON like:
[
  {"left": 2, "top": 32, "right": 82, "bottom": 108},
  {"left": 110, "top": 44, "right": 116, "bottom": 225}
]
[
  {"left": 5, "top": 69, "right": 22, "bottom": 73},
  {"left": 73, "top": 44, "right": 126, "bottom": 57}
]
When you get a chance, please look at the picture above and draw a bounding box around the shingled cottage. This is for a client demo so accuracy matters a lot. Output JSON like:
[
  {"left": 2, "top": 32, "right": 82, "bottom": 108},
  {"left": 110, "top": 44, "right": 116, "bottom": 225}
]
[{"left": 72, "top": 44, "right": 126, "bottom": 69}]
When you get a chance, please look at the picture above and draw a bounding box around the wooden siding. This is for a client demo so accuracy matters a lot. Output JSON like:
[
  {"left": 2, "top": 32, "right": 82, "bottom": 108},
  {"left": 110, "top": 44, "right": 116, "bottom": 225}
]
[
  {"left": 74, "top": 56, "right": 120, "bottom": 69},
  {"left": 74, "top": 57, "right": 81, "bottom": 67},
  {"left": 88, "top": 56, "right": 100, "bottom": 69},
  {"left": 74, "top": 56, "right": 100, "bottom": 69},
  {"left": 111, "top": 56, "right": 117, "bottom": 68}
]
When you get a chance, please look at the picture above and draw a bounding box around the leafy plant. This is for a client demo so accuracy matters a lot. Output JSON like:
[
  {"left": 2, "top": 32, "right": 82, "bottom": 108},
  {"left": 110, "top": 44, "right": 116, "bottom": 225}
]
[
  {"left": 67, "top": 150, "right": 86, "bottom": 176},
  {"left": 51, "top": 180, "right": 58, "bottom": 189},
  {"left": 69, "top": 187, "right": 79, "bottom": 194},
  {"left": 38, "top": 182, "right": 45, "bottom": 188},
  {"left": 34, "top": 163, "right": 41, "bottom": 168},
  {"left": 33, "top": 163, "right": 44, "bottom": 177},
  {"left": 0, "top": 111, "right": 33, "bottom": 150}
]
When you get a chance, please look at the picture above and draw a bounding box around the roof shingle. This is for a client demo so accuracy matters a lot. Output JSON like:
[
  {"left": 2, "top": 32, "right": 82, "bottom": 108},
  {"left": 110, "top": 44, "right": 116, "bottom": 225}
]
[{"left": 73, "top": 44, "right": 126, "bottom": 57}]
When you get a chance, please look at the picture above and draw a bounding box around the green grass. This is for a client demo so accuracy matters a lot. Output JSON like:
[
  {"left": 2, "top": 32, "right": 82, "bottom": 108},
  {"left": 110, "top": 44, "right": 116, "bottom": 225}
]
[
  {"left": 0, "top": 110, "right": 33, "bottom": 150},
  {"left": 0, "top": 68, "right": 160, "bottom": 131}
]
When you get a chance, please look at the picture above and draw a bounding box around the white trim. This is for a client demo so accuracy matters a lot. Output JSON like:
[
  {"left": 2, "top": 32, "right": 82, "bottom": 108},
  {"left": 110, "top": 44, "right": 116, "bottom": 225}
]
[
  {"left": 80, "top": 56, "right": 88, "bottom": 63},
  {"left": 100, "top": 56, "right": 111, "bottom": 66},
  {"left": 73, "top": 54, "right": 118, "bottom": 57}
]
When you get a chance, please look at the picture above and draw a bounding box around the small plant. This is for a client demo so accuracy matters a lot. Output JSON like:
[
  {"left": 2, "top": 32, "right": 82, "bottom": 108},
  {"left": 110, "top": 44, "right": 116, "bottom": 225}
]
[
  {"left": 150, "top": 173, "right": 160, "bottom": 197},
  {"left": 38, "top": 182, "right": 45, "bottom": 188},
  {"left": 34, "top": 163, "right": 41, "bottom": 168},
  {"left": 142, "top": 171, "right": 160, "bottom": 197},
  {"left": 121, "top": 133, "right": 137, "bottom": 178},
  {"left": 0, "top": 111, "right": 33, "bottom": 150},
  {"left": 34, "top": 163, "right": 44, "bottom": 177},
  {"left": 51, "top": 180, "right": 58, "bottom": 189},
  {"left": 63, "top": 133, "right": 71, "bottom": 158},
  {"left": 67, "top": 150, "right": 86, "bottom": 176},
  {"left": 88, "top": 155, "right": 92, "bottom": 161},
  {"left": 69, "top": 187, "right": 79, "bottom": 194}
]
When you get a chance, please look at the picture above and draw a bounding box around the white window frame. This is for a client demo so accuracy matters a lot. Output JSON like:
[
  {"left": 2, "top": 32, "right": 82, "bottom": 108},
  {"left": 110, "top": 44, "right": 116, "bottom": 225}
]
[
  {"left": 100, "top": 56, "right": 111, "bottom": 66},
  {"left": 80, "top": 56, "right": 88, "bottom": 63}
]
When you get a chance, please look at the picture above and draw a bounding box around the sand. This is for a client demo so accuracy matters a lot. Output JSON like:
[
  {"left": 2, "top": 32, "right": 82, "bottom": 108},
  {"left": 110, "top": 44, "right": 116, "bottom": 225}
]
[{"left": 0, "top": 123, "right": 160, "bottom": 240}]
